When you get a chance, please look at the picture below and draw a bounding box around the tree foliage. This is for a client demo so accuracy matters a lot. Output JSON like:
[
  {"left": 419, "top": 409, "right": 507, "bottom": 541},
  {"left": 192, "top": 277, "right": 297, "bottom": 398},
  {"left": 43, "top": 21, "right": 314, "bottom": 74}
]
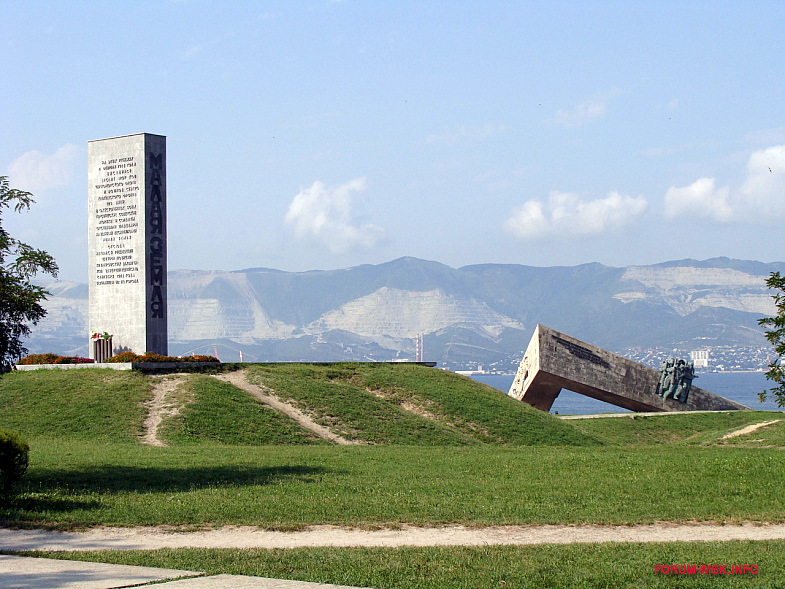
[
  {"left": 759, "top": 271, "right": 785, "bottom": 407},
  {"left": 0, "top": 176, "right": 58, "bottom": 373}
]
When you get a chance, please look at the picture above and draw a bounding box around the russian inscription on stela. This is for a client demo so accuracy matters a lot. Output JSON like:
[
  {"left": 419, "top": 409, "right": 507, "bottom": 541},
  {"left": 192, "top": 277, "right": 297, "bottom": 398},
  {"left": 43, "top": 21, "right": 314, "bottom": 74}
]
[
  {"left": 87, "top": 133, "right": 167, "bottom": 358},
  {"left": 509, "top": 325, "right": 749, "bottom": 413}
]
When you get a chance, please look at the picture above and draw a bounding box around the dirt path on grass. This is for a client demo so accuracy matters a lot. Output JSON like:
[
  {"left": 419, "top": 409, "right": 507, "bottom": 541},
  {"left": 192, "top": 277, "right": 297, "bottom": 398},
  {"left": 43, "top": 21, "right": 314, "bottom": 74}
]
[
  {"left": 721, "top": 419, "right": 782, "bottom": 439},
  {"left": 213, "top": 371, "right": 360, "bottom": 445},
  {"left": 4, "top": 523, "right": 785, "bottom": 551},
  {"left": 140, "top": 375, "right": 189, "bottom": 447}
]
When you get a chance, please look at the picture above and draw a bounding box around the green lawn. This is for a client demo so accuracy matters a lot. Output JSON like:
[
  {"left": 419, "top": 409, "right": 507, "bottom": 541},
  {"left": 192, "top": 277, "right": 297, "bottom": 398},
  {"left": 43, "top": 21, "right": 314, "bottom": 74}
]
[
  {"left": 2, "top": 366, "right": 784, "bottom": 586},
  {"left": 27, "top": 541, "right": 785, "bottom": 588},
  {"left": 2, "top": 442, "right": 784, "bottom": 529}
]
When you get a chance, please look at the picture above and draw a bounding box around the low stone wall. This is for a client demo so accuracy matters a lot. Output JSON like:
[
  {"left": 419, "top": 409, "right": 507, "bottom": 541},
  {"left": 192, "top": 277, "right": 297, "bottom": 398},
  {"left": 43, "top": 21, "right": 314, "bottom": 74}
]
[
  {"left": 15, "top": 362, "right": 221, "bottom": 373},
  {"left": 16, "top": 362, "right": 134, "bottom": 371}
]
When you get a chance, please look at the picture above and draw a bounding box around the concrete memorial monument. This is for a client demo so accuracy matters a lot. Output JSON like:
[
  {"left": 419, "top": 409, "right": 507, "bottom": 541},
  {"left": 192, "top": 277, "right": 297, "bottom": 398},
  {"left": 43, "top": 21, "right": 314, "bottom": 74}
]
[
  {"left": 509, "top": 325, "right": 748, "bottom": 412},
  {"left": 87, "top": 133, "right": 167, "bottom": 358}
]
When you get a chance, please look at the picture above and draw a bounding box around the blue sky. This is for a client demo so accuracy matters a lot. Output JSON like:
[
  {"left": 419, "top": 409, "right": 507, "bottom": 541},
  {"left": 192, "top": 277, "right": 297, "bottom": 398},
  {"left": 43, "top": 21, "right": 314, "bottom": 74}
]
[{"left": 2, "top": 1, "right": 784, "bottom": 282}]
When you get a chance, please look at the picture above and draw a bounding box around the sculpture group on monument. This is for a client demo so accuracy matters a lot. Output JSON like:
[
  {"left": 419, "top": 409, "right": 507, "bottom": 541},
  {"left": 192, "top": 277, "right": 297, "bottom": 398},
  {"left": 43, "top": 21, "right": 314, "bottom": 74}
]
[{"left": 655, "top": 358, "right": 697, "bottom": 404}]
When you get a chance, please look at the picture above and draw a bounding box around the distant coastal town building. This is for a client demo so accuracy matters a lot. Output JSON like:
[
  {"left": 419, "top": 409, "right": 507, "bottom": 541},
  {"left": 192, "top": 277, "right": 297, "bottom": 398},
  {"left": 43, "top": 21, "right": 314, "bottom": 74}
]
[{"left": 690, "top": 350, "right": 710, "bottom": 369}]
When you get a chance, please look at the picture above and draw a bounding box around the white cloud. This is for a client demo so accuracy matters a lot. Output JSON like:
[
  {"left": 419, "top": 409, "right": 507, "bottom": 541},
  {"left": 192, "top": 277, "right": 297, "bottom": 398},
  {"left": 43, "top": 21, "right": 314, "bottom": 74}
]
[
  {"left": 7, "top": 144, "right": 78, "bottom": 192},
  {"left": 664, "top": 145, "right": 785, "bottom": 223},
  {"left": 504, "top": 190, "right": 648, "bottom": 240},
  {"left": 664, "top": 178, "right": 733, "bottom": 222},
  {"left": 284, "top": 178, "right": 385, "bottom": 254},
  {"left": 549, "top": 89, "right": 620, "bottom": 129}
]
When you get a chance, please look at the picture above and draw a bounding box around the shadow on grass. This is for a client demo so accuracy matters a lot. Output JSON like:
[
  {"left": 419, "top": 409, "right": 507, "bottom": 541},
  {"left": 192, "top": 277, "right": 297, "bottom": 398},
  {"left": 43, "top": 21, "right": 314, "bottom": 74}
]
[
  {"left": 2, "top": 495, "right": 101, "bottom": 513},
  {"left": 20, "top": 464, "right": 328, "bottom": 494}
]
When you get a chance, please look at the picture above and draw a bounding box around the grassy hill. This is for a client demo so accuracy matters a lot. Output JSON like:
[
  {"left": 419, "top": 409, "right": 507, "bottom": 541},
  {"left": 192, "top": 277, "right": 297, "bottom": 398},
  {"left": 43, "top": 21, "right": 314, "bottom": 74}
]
[
  {"left": 243, "top": 363, "right": 599, "bottom": 446},
  {"left": 160, "top": 375, "right": 330, "bottom": 446},
  {"left": 0, "top": 369, "right": 150, "bottom": 442},
  {"left": 0, "top": 364, "right": 601, "bottom": 447},
  {"left": 2, "top": 365, "right": 780, "bottom": 448}
]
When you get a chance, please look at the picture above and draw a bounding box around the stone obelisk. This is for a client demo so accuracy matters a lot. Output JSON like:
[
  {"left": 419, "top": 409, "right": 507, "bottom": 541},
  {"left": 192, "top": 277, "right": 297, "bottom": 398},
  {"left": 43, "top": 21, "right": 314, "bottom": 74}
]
[{"left": 87, "top": 133, "right": 167, "bottom": 358}]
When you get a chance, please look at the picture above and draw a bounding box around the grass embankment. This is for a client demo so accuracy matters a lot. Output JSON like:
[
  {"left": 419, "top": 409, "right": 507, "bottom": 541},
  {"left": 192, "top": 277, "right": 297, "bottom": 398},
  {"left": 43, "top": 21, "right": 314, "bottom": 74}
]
[
  {"left": 568, "top": 411, "right": 785, "bottom": 446},
  {"left": 0, "top": 369, "right": 149, "bottom": 442},
  {"left": 717, "top": 419, "right": 785, "bottom": 448},
  {"left": 34, "top": 542, "right": 785, "bottom": 588},
  {"left": 1, "top": 366, "right": 784, "bottom": 530},
  {"left": 0, "top": 365, "right": 599, "bottom": 447},
  {"left": 244, "top": 363, "right": 598, "bottom": 446},
  {"left": 160, "top": 376, "right": 327, "bottom": 446}
]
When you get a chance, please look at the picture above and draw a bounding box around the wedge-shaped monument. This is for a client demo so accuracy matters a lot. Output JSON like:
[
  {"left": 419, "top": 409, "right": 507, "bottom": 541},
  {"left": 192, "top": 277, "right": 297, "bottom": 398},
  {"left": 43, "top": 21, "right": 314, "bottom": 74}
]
[{"left": 509, "top": 325, "right": 749, "bottom": 412}]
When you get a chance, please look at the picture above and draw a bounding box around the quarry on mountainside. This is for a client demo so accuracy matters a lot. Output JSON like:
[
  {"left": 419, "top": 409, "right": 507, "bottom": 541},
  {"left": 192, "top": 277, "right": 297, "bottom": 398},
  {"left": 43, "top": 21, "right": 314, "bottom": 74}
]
[{"left": 27, "top": 257, "right": 783, "bottom": 369}]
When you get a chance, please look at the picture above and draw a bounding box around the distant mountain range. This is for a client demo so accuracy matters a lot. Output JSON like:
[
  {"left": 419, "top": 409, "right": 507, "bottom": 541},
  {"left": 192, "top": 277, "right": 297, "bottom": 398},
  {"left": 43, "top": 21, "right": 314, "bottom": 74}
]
[{"left": 28, "top": 257, "right": 785, "bottom": 370}]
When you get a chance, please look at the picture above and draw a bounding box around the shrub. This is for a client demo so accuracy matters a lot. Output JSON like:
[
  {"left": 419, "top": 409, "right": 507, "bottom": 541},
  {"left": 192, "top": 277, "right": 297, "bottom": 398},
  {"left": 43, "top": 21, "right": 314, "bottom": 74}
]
[
  {"left": 104, "top": 351, "right": 141, "bottom": 363},
  {"left": 0, "top": 428, "right": 29, "bottom": 495},
  {"left": 18, "top": 353, "right": 62, "bottom": 365},
  {"left": 182, "top": 355, "right": 220, "bottom": 363},
  {"left": 53, "top": 356, "right": 95, "bottom": 364},
  {"left": 138, "top": 353, "right": 177, "bottom": 363}
]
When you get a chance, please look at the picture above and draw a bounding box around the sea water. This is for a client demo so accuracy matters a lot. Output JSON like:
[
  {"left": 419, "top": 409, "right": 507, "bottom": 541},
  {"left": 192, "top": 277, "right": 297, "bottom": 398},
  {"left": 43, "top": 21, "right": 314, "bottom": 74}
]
[{"left": 470, "top": 372, "right": 783, "bottom": 415}]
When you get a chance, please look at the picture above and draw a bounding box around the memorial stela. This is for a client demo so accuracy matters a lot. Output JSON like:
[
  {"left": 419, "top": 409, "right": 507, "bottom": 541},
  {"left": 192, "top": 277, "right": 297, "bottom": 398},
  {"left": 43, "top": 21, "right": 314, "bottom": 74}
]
[{"left": 87, "top": 134, "right": 167, "bottom": 358}]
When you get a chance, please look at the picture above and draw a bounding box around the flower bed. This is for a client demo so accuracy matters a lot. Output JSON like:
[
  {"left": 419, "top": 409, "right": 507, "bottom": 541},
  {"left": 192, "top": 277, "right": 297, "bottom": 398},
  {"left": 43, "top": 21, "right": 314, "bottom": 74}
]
[
  {"left": 18, "top": 354, "right": 95, "bottom": 365},
  {"left": 19, "top": 352, "right": 220, "bottom": 366},
  {"left": 104, "top": 352, "right": 220, "bottom": 363}
]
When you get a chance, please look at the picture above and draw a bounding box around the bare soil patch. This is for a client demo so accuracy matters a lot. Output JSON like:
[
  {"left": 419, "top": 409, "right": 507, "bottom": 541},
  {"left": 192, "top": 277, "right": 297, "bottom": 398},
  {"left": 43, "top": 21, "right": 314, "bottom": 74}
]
[
  {"left": 4, "top": 523, "right": 785, "bottom": 552},
  {"left": 366, "top": 388, "right": 443, "bottom": 422},
  {"left": 366, "top": 387, "right": 494, "bottom": 441},
  {"left": 721, "top": 419, "right": 782, "bottom": 440},
  {"left": 140, "top": 375, "right": 190, "bottom": 447}
]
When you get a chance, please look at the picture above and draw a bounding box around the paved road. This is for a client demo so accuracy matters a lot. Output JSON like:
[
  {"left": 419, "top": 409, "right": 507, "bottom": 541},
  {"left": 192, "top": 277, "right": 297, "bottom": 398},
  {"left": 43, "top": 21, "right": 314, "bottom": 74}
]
[
  {"left": 0, "top": 555, "right": 369, "bottom": 589},
  {"left": 6, "top": 522, "right": 785, "bottom": 587}
]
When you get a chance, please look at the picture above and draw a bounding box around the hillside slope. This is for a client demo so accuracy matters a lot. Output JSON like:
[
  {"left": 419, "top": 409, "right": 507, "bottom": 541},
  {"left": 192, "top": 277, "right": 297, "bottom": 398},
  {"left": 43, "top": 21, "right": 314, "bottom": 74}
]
[
  {"left": 244, "top": 363, "right": 599, "bottom": 446},
  {"left": 0, "top": 365, "right": 600, "bottom": 447}
]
